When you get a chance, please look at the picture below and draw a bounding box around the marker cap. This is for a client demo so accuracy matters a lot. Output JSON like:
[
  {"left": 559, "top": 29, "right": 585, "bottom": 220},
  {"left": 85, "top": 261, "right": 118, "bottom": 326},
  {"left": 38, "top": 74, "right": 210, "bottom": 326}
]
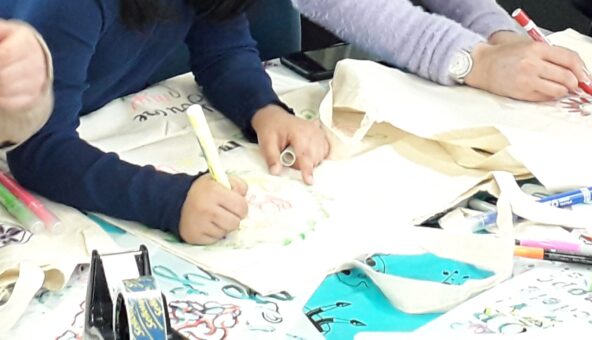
[
  {"left": 514, "top": 245, "right": 543, "bottom": 259},
  {"left": 512, "top": 8, "right": 530, "bottom": 26}
]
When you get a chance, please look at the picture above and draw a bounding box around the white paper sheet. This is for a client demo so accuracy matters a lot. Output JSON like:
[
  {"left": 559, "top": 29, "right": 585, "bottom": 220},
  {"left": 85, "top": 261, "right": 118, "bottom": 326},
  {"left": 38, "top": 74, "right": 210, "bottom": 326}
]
[{"left": 417, "top": 263, "right": 592, "bottom": 335}]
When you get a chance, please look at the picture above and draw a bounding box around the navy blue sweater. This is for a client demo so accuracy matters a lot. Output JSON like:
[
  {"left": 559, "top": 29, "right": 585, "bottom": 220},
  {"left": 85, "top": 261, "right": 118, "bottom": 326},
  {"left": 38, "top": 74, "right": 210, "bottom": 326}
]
[{"left": 1, "top": 0, "right": 279, "bottom": 236}]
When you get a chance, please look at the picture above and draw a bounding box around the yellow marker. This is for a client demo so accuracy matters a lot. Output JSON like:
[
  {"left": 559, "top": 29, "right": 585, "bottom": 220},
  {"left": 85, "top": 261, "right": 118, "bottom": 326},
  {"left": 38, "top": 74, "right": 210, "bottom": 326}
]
[{"left": 186, "top": 105, "right": 231, "bottom": 189}]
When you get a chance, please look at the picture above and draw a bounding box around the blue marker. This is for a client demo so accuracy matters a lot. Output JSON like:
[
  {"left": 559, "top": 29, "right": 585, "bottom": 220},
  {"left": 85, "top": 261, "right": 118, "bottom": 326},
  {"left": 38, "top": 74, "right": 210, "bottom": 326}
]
[
  {"left": 538, "top": 186, "right": 592, "bottom": 207},
  {"left": 467, "top": 186, "right": 592, "bottom": 232}
]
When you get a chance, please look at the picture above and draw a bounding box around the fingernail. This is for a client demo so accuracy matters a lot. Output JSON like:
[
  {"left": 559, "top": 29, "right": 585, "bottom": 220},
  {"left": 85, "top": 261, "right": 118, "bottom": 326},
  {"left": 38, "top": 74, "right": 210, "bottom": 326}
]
[
  {"left": 305, "top": 174, "right": 314, "bottom": 185},
  {"left": 270, "top": 163, "right": 282, "bottom": 175}
]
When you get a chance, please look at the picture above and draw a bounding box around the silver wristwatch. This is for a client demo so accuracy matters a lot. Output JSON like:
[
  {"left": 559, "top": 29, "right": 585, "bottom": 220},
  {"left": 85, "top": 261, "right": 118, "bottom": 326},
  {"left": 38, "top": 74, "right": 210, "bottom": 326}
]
[{"left": 448, "top": 49, "right": 473, "bottom": 84}]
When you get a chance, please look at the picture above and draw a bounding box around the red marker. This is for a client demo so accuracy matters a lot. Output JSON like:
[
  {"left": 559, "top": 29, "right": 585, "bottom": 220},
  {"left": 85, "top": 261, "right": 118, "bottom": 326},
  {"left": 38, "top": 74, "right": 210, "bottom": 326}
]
[
  {"left": 0, "top": 172, "right": 62, "bottom": 233},
  {"left": 512, "top": 8, "right": 592, "bottom": 96}
]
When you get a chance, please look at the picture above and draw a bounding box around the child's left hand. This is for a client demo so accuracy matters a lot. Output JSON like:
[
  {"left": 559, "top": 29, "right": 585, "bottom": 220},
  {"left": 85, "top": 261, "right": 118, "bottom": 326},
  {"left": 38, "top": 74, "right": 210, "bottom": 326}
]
[{"left": 251, "top": 104, "right": 329, "bottom": 185}]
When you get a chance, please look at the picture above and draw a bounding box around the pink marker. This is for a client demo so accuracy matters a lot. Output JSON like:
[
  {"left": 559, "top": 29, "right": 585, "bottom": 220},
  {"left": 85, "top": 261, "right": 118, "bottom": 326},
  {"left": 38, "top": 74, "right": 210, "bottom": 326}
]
[
  {"left": 515, "top": 239, "right": 592, "bottom": 256},
  {"left": 512, "top": 8, "right": 592, "bottom": 96},
  {"left": 0, "top": 172, "right": 62, "bottom": 233}
]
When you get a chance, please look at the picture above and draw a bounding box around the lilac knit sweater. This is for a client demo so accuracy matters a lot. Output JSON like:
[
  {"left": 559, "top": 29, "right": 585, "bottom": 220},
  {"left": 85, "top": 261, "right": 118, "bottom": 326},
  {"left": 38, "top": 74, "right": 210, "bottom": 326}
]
[{"left": 292, "top": 0, "right": 519, "bottom": 85}]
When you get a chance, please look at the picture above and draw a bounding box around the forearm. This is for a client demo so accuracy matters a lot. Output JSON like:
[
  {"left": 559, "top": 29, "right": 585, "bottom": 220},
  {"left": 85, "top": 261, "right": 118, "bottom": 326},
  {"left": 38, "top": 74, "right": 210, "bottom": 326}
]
[
  {"left": 7, "top": 134, "right": 196, "bottom": 236},
  {"left": 198, "top": 52, "right": 278, "bottom": 130},
  {"left": 292, "top": 0, "right": 484, "bottom": 84},
  {"left": 422, "top": 0, "right": 519, "bottom": 38},
  {"left": 188, "top": 15, "right": 280, "bottom": 134}
]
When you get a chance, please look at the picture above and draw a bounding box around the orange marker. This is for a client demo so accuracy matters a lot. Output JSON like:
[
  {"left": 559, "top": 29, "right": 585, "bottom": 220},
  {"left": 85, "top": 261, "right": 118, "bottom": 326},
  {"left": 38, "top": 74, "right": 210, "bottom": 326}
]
[{"left": 514, "top": 245, "right": 592, "bottom": 265}]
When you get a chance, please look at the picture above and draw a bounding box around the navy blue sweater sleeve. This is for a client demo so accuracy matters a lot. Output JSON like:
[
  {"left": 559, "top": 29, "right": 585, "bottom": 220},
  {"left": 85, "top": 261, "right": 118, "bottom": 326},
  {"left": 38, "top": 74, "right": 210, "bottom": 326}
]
[
  {"left": 4, "top": 1, "right": 195, "bottom": 236},
  {"left": 186, "top": 14, "right": 280, "bottom": 135}
]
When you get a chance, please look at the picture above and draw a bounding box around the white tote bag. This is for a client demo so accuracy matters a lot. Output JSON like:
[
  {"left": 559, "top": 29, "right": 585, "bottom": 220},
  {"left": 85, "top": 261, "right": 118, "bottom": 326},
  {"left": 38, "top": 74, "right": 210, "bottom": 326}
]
[{"left": 0, "top": 196, "right": 116, "bottom": 333}]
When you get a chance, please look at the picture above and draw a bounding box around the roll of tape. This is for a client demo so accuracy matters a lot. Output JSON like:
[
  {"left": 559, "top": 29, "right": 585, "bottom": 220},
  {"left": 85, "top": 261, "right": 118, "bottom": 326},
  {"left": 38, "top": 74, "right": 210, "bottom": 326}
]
[
  {"left": 280, "top": 146, "right": 296, "bottom": 167},
  {"left": 114, "top": 276, "right": 167, "bottom": 339}
]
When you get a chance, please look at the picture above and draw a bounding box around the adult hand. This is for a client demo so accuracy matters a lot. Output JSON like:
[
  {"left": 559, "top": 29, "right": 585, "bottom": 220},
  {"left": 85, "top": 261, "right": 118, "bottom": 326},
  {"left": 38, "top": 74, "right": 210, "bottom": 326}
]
[
  {"left": 179, "top": 174, "right": 248, "bottom": 245},
  {"left": 465, "top": 40, "right": 590, "bottom": 102},
  {"left": 487, "top": 30, "right": 531, "bottom": 45},
  {"left": 251, "top": 104, "right": 330, "bottom": 185},
  {"left": 0, "top": 20, "right": 48, "bottom": 112}
]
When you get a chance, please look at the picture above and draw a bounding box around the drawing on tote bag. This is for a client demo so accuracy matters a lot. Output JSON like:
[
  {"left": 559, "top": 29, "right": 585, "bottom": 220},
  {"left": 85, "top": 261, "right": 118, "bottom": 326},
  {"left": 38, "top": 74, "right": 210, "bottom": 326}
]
[
  {"left": 208, "top": 171, "right": 331, "bottom": 249},
  {"left": 560, "top": 95, "right": 592, "bottom": 118},
  {"left": 0, "top": 223, "right": 32, "bottom": 248}
]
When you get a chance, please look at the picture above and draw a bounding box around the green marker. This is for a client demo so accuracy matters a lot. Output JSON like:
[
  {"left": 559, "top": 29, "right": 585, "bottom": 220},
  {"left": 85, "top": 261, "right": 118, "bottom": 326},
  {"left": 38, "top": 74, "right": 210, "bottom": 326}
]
[{"left": 0, "top": 182, "right": 44, "bottom": 233}]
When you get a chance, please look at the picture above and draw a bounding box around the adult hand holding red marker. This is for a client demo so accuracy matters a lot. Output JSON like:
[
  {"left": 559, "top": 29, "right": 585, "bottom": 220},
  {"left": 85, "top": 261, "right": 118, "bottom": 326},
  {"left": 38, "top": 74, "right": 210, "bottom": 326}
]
[
  {"left": 462, "top": 9, "right": 590, "bottom": 102},
  {"left": 512, "top": 8, "right": 592, "bottom": 96}
]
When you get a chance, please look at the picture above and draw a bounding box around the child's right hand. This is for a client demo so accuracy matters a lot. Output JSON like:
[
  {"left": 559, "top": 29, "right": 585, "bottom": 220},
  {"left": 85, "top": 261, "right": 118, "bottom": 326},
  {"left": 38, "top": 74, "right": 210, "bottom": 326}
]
[{"left": 179, "top": 174, "right": 248, "bottom": 245}]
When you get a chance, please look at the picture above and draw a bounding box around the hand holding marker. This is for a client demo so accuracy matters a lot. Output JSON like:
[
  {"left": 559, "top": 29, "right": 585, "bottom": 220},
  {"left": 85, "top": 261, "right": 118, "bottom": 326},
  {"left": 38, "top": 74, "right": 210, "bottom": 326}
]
[
  {"left": 512, "top": 8, "right": 592, "bottom": 95},
  {"left": 186, "top": 104, "right": 231, "bottom": 189}
]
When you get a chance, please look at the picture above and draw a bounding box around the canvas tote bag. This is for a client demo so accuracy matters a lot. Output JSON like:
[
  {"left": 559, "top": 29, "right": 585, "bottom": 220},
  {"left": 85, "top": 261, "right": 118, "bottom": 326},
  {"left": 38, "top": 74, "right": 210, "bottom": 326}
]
[{"left": 0, "top": 194, "right": 117, "bottom": 333}]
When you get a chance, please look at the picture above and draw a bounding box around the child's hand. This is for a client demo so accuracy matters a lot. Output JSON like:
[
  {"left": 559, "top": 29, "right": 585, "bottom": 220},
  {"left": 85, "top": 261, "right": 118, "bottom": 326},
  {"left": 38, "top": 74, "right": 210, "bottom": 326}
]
[
  {"left": 251, "top": 104, "right": 330, "bottom": 185},
  {"left": 0, "top": 20, "right": 48, "bottom": 112},
  {"left": 179, "top": 174, "right": 248, "bottom": 245}
]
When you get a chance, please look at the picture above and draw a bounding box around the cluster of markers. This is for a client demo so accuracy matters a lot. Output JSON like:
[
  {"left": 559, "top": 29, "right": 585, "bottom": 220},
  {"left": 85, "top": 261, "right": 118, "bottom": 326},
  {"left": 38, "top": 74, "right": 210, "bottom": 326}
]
[
  {"left": 461, "top": 183, "right": 592, "bottom": 269},
  {"left": 0, "top": 172, "right": 61, "bottom": 233}
]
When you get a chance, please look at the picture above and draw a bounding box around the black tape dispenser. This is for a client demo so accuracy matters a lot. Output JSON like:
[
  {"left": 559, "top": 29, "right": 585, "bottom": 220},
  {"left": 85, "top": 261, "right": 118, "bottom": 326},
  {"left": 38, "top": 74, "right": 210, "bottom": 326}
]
[{"left": 84, "top": 245, "right": 185, "bottom": 339}]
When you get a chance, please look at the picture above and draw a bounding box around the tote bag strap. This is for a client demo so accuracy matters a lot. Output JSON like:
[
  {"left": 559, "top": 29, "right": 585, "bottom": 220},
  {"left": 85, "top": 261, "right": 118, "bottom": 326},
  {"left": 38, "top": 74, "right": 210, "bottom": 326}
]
[{"left": 0, "top": 262, "right": 44, "bottom": 333}]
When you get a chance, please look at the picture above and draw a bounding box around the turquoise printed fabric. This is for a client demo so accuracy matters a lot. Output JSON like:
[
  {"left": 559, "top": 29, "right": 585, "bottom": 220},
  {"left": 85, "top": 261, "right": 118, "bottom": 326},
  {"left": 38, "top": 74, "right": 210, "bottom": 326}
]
[{"left": 304, "top": 253, "right": 493, "bottom": 339}]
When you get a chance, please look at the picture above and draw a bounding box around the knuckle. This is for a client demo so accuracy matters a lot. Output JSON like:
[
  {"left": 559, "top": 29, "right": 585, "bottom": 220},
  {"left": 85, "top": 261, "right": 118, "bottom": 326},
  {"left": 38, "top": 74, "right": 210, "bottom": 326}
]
[
  {"left": 545, "top": 86, "right": 564, "bottom": 99},
  {"left": 530, "top": 42, "right": 545, "bottom": 54},
  {"left": 515, "top": 75, "right": 530, "bottom": 88},
  {"left": 564, "top": 73, "right": 579, "bottom": 89},
  {"left": 208, "top": 210, "right": 220, "bottom": 223},
  {"left": 552, "top": 87, "right": 568, "bottom": 98},
  {"left": 518, "top": 59, "right": 535, "bottom": 73},
  {"left": 567, "top": 55, "right": 583, "bottom": 70}
]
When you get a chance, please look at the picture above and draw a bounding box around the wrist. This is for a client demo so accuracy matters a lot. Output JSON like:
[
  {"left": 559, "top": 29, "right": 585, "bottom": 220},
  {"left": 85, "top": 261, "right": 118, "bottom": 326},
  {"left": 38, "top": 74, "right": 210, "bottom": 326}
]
[
  {"left": 448, "top": 48, "right": 474, "bottom": 85},
  {"left": 251, "top": 104, "right": 284, "bottom": 133},
  {"left": 488, "top": 30, "right": 529, "bottom": 45},
  {"left": 463, "top": 42, "right": 491, "bottom": 88}
]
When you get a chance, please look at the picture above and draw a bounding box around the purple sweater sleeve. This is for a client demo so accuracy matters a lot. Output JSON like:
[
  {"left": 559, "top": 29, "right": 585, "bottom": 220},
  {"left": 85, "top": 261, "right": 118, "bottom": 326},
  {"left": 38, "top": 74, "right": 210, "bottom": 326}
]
[
  {"left": 422, "top": 0, "right": 519, "bottom": 39},
  {"left": 292, "top": 0, "right": 515, "bottom": 85}
]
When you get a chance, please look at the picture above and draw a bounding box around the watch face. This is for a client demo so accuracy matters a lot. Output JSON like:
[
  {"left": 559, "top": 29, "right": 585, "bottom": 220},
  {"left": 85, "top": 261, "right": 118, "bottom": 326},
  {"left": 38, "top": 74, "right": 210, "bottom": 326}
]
[
  {"left": 448, "top": 50, "right": 473, "bottom": 83},
  {"left": 449, "top": 51, "right": 471, "bottom": 77}
]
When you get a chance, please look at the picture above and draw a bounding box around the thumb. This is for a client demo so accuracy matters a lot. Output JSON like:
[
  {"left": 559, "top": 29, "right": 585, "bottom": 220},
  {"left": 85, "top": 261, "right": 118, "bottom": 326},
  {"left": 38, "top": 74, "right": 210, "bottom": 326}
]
[{"left": 229, "top": 176, "right": 248, "bottom": 196}]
